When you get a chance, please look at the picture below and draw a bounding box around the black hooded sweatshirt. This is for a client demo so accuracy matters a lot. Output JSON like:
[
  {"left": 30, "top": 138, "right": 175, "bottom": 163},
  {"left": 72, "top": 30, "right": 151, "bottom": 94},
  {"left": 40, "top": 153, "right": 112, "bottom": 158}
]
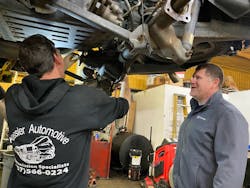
[{"left": 5, "top": 75, "right": 129, "bottom": 188}]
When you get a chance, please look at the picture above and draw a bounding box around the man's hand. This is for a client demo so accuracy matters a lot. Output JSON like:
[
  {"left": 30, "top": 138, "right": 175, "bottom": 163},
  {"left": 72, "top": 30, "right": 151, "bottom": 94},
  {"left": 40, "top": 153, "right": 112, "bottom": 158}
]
[{"left": 63, "top": 52, "right": 80, "bottom": 70}]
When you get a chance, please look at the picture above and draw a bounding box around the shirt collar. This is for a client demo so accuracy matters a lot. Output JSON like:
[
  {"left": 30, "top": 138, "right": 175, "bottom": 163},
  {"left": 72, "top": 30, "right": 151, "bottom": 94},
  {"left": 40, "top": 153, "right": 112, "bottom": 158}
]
[{"left": 190, "top": 91, "right": 223, "bottom": 111}]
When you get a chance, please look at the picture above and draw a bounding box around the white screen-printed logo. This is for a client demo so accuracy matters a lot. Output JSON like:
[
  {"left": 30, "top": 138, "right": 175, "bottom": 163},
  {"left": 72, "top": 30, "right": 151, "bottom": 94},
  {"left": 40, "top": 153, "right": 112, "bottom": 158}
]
[
  {"left": 196, "top": 115, "right": 206, "bottom": 121},
  {"left": 14, "top": 136, "right": 55, "bottom": 164}
]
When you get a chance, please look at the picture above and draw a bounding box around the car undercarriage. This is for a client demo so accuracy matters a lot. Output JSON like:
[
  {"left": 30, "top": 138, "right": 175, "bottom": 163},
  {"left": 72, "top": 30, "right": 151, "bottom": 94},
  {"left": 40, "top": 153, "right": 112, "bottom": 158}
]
[{"left": 0, "top": 0, "right": 250, "bottom": 92}]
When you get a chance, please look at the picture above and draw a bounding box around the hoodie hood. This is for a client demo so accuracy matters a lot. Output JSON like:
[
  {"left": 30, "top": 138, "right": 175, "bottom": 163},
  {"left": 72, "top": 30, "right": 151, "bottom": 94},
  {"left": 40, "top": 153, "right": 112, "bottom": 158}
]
[{"left": 10, "top": 75, "right": 70, "bottom": 115}]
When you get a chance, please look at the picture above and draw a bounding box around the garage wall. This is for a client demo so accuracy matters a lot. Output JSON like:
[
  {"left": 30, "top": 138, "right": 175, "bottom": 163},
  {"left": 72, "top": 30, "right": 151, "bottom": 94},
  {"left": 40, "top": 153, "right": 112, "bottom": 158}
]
[
  {"left": 228, "top": 90, "right": 250, "bottom": 144},
  {"left": 133, "top": 84, "right": 191, "bottom": 149},
  {"left": 133, "top": 85, "right": 165, "bottom": 150}
]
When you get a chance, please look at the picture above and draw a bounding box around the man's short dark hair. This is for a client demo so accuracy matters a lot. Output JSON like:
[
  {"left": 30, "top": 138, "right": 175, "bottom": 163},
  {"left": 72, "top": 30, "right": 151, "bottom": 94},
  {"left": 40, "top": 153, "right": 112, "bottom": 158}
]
[
  {"left": 195, "top": 63, "right": 224, "bottom": 88},
  {"left": 18, "top": 34, "right": 56, "bottom": 77}
]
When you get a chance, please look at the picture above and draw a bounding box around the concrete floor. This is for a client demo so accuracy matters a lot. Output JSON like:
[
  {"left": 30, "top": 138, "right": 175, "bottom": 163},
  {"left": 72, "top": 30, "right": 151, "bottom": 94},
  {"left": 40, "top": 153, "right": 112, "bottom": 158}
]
[
  {"left": 94, "top": 169, "right": 142, "bottom": 188},
  {"left": 96, "top": 176, "right": 142, "bottom": 188},
  {"left": 0, "top": 167, "right": 143, "bottom": 188}
]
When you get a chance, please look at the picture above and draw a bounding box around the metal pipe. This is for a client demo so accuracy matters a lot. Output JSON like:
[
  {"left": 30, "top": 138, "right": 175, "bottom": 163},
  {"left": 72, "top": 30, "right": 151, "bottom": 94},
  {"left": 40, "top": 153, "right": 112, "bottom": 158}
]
[
  {"left": 171, "top": 0, "right": 191, "bottom": 13},
  {"left": 149, "top": 0, "right": 191, "bottom": 29},
  {"left": 182, "top": 0, "right": 201, "bottom": 50}
]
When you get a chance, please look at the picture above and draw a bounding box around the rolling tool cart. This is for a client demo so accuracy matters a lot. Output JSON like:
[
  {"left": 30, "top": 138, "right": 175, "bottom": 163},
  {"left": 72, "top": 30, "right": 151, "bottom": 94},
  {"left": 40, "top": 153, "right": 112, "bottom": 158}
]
[{"left": 143, "top": 143, "right": 176, "bottom": 188}]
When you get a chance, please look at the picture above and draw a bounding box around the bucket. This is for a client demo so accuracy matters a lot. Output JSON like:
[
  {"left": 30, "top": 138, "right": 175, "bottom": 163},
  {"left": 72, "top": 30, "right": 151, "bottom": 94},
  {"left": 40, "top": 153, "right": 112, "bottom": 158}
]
[{"left": 1, "top": 151, "right": 14, "bottom": 188}]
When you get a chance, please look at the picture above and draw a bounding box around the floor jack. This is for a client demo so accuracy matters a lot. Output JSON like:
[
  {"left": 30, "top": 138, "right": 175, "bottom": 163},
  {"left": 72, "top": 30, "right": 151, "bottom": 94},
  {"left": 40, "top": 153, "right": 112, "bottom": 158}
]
[{"left": 142, "top": 143, "right": 176, "bottom": 188}]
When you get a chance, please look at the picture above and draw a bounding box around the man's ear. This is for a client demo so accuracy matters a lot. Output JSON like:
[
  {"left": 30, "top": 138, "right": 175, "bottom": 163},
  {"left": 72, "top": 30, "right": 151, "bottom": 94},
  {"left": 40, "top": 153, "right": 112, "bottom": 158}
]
[
  {"left": 213, "top": 78, "right": 220, "bottom": 87},
  {"left": 53, "top": 53, "right": 62, "bottom": 65}
]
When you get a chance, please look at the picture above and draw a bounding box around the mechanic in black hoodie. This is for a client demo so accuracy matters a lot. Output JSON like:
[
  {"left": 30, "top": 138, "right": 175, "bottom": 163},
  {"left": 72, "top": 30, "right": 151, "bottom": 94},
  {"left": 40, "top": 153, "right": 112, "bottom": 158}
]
[{"left": 5, "top": 34, "right": 129, "bottom": 188}]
